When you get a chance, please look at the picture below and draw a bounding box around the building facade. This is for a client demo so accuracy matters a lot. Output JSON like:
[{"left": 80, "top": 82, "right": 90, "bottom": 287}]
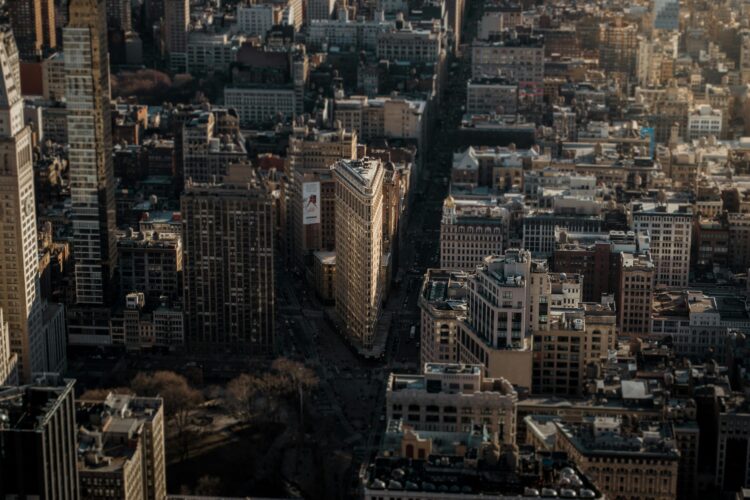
[
  {"left": 631, "top": 202, "right": 692, "bottom": 288},
  {"left": 386, "top": 363, "right": 518, "bottom": 444},
  {"left": 182, "top": 168, "right": 275, "bottom": 354},
  {"left": 0, "top": 375, "right": 79, "bottom": 499},
  {"left": 419, "top": 269, "right": 468, "bottom": 366},
  {"left": 334, "top": 158, "right": 385, "bottom": 353}
]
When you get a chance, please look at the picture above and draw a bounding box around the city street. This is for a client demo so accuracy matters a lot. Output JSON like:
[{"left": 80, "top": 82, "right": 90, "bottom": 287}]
[{"left": 274, "top": 35, "right": 475, "bottom": 490}]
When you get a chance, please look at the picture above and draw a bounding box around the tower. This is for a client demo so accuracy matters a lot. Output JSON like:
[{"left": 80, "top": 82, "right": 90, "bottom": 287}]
[
  {"left": 164, "top": 0, "right": 189, "bottom": 72},
  {"left": 64, "top": 0, "right": 117, "bottom": 307},
  {"left": 182, "top": 166, "right": 275, "bottom": 354},
  {"left": 0, "top": 28, "right": 47, "bottom": 381},
  {"left": 334, "top": 158, "right": 385, "bottom": 352},
  {"left": 0, "top": 375, "right": 79, "bottom": 499}
]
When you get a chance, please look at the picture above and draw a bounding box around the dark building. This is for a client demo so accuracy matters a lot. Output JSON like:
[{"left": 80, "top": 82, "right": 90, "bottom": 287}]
[
  {"left": 0, "top": 374, "right": 78, "bottom": 499},
  {"left": 182, "top": 166, "right": 275, "bottom": 354},
  {"left": 553, "top": 240, "right": 619, "bottom": 303}
]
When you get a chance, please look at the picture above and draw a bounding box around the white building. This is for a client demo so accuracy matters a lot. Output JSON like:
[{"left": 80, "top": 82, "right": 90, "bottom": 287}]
[
  {"left": 687, "top": 104, "right": 722, "bottom": 140},
  {"left": 307, "top": 14, "right": 392, "bottom": 51},
  {"left": 224, "top": 86, "right": 298, "bottom": 125},
  {"left": 631, "top": 202, "right": 692, "bottom": 288},
  {"left": 187, "top": 32, "right": 242, "bottom": 73},
  {"left": 376, "top": 22, "right": 442, "bottom": 63}
]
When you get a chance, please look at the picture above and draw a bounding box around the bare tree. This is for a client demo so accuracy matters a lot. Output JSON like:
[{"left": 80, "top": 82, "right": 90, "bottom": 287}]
[
  {"left": 131, "top": 371, "right": 203, "bottom": 460},
  {"left": 78, "top": 387, "right": 134, "bottom": 400},
  {"left": 271, "top": 357, "right": 319, "bottom": 425},
  {"left": 225, "top": 373, "right": 263, "bottom": 420}
]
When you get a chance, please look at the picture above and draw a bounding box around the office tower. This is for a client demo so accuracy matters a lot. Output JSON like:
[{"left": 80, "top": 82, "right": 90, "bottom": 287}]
[
  {"left": 386, "top": 363, "right": 517, "bottom": 444},
  {"left": 0, "top": 28, "right": 48, "bottom": 381},
  {"left": 334, "top": 158, "right": 385, "bottom": 353},
  {"left": 618, "top": 252, "right": 655, "bottom": 336},
  {"left": 457, "top": 251, "right": 533, "bottom": 388},
  {"left": 287, "top": 126, "right": 357, "bottom": 267},
  {"left": 0, "top": 374, "right": 79, "bottom": 500},
  {"left": 65, "top": 0, "right": 117, "bottom": 307},
  {"left": 631, "top": 202, "right": 692, "bottom": 288},
  {"left": 7, "top": 0, "right": 43, "bottom": 59},
  {"left": 77, "top": 393, "right": 166, "bottom": 500},
  {"left": 418, "top": 269, "right": 468, "bottom": 366},
  {"left": 164, "top": 0, "right": 189, "bottom": 72},
  {"left": 182, "top": 166, "right": 275, "bottom": 354}
]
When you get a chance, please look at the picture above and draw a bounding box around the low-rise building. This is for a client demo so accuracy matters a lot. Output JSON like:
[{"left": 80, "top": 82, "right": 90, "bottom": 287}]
[
  {"left": 466, "top": 79, "right": 518, "bottom": 115},
  {"left": 386, "top": 363, "right": 517, "bottom": 444},
  {"left": 77, "top": 393, "right": 166, "bottom": 500},
  {"left": 554, "top": 417, "right": 680, "bottom": 500},
  {"left": 110, "top": 292, "right": 184, "bottom": 351}
]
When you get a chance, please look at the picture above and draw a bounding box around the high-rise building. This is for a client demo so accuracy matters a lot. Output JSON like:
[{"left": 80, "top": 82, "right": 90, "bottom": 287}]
[
  {"left": 182, "top": 166, "right": 275, "bottom": 354},
  {"left": 457, "top": 251, "right": 534, "bottom": 388},
  {"left": 0, "top": 374, "right": 79, "bottom": 500},
  {"left": 631, "top": 202, "right": 692, "bottom": 288},
  {"left": 77, "top": 392, "right": 166, "bottom": 500},
  {"left": 334, "top": 158, "right": 385, "bottom": 353},
  {"left": 164, "top": 0, "right": 189, "bottom": 72},
  {"left": 65, "top": 0, "right": 117, "bottom": 306},
  {"left": 618, "top": 252, "right": 655, "bottom": 336},
  {"left": 7, "top": 0, "right": 44, "bottom": 59},
  {"left": 0, "top": 27, "right": 48, "bottom": 381}
]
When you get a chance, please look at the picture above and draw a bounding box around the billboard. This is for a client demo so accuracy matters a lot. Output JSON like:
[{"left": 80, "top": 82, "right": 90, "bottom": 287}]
[{"left": 302, "top": 182, "right": 321, "bottom": 225}]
